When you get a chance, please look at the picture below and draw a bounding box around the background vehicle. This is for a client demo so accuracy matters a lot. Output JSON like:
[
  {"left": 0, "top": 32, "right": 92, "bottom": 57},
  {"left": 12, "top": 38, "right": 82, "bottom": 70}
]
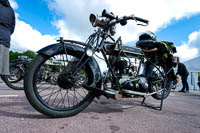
[{"left": 1, "top": 56, "right": 31, "bottom": 90}]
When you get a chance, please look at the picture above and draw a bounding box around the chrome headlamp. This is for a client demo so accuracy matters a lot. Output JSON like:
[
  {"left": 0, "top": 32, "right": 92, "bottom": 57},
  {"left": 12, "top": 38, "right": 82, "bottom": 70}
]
[{"left": 86, "top": 49, "right": 93, "bottom": 57}]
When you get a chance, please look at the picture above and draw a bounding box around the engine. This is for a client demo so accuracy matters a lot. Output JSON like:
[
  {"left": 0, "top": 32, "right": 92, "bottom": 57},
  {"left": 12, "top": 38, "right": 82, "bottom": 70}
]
[
  {"left": 120, "top": 76, "right": 149, "bottom": 92},
  {"left": 109, "top": 55, "right": 149, "bottom": 92}
]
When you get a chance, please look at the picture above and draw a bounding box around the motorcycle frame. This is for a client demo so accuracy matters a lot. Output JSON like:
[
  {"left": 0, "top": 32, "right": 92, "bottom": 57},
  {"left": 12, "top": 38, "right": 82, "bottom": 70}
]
[{"left": 63, "top": 28, "right": 168, "bottom": 92}]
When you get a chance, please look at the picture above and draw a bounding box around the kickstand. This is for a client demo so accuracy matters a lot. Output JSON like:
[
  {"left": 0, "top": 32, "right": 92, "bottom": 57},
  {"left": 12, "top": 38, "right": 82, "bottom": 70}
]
[{"left": 141, "top": 90, "right": 165, "bottom": 111}]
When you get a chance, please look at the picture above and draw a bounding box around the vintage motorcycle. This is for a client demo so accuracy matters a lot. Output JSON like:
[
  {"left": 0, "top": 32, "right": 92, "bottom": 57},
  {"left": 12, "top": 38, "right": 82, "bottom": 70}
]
[
  {"left": 1, "top": 56, "right": 31, "bottom": 90},
  {"left": 38, "top": 64, "right": 61, "bottom": 85},
  {"left": 24, "top": 10, "right": 175, "bottom": 118}
]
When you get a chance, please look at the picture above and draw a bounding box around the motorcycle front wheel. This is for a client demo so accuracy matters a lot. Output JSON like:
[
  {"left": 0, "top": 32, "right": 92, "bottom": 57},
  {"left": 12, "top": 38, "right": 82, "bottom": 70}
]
[{"left": 24, "top": 51, "right": 95, "bottom": 118}]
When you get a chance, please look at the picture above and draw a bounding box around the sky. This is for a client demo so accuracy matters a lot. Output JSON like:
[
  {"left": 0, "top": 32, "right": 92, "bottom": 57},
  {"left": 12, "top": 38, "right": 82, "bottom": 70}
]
[{"left": 8, "top": 0, "right": 200, "bottom": 62}]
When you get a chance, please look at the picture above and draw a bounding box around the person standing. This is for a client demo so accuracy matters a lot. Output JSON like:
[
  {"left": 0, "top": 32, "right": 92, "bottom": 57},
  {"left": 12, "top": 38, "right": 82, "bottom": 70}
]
[
  {"left": 176, "top": 58, "right": 189, "bottom": 93},
  {"left": 198, "top": 77, "right": 200, "bottom": 89},
  {"left": 0, "top": 0, "right": 15, "bottom": 75}
]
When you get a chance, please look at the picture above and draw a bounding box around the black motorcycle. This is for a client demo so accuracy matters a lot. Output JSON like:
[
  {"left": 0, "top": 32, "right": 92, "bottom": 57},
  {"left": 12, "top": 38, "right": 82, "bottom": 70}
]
[
  {"left": 24, "top": 10, "right": 175, "bottom": 118},
  {"left": 1, "top": 57, "right": 31, "bottom": 90}
]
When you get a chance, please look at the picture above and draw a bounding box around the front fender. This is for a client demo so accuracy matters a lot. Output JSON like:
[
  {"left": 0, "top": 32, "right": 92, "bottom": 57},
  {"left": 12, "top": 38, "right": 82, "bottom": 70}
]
[
  {"left": 37, "top": 42, "right": 102, "bottom": 89},
  {"left": 37, "top": 43, "right": 65, "bottom": 57}
]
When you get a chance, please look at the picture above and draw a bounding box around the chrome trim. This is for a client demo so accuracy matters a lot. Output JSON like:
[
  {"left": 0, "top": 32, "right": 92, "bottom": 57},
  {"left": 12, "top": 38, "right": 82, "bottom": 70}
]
[{"left": 123, "top": 89, "right": 162, "bottom": 97}]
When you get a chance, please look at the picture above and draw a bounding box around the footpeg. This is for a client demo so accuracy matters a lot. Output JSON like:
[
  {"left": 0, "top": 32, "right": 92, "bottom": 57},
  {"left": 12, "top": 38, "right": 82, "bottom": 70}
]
[
  {"left": 104, "top": 89, "right": 123, "bottom": 100},
  {"left": 114, "top": 93, "right": 123, "bottom": 100}
]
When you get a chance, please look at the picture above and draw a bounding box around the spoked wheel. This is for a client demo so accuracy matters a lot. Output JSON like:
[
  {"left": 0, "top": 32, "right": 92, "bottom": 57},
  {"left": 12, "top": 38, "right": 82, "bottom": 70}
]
[
  {"left": 1, "top": 63, "right": 24, "bottom": 90},
  {"left": 149, "top": 65, "right": 172, "bottom": 100},
  {"left": 24, "top": 51, "right": 95, "bottom": 118}
]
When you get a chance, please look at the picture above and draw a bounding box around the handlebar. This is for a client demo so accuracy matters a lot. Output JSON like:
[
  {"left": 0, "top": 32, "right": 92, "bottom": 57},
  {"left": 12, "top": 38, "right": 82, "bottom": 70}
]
[
  {"left": 89, "top": 9, "right": 149, "bottom": 32},
  {"left": 116, "top": 15, "right": 149, "bottom": 26},
  {"left": 134, "top": 16, "right": 149, "bottom": 24},
  {"left": 103, "top": 15, "right": 148, "bottom": 31},
  {"left": 102, "top": 9, "right": 148, "bottom": 25}
]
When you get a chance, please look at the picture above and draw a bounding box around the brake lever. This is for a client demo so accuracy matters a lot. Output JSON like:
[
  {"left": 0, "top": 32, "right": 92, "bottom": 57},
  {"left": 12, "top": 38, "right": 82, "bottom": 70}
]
[
  {"left": 130, "top": 14, "right": 136, "bottom": 20},
  {"left": 130, "top": 14, "right": 148, "bottom": 26},
  {"left": 130, "top": 14, "right": 139, "bottom": 24},
  {"left": 137, "top": 23, "right": 148, "bottom": 26}
]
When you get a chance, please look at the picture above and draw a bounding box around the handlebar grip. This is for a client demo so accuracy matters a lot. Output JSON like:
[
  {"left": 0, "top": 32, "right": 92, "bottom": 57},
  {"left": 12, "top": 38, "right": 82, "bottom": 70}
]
[
  {"left": 134, "top": 17, "right": 149, "bottom": 24},
  {"left": 102, "top": 9, "right": 116, "bottom": 20}
]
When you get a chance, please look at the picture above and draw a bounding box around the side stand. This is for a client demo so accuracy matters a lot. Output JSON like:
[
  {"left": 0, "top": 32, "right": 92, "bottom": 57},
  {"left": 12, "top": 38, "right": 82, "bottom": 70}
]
[{"left": 141, "top": 90, "right": 165, "bottom": 111}]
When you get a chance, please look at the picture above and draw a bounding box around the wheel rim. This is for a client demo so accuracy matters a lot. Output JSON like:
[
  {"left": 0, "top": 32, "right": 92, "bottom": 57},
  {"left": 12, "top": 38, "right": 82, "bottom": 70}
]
[
  {"left": 151, "top": 66, "right": 169, "bottom": 96},
  {"left": 3, "top": 66, "right": 24, "bottom": 90},
  {"left": 9, "top": 67, "right": 22, "bottom": 82},
  {"left": 33, "top": 53, "right": 93, "bottom": 111}
]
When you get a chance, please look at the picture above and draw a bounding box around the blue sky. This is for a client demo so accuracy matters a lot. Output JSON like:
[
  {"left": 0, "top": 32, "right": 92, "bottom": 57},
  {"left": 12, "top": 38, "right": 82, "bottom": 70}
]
[
  {"left": 14, "top": 0, "right": 200, "bottom": 44},
  {"left": 15, "top": 0, "right": 58, "bottom": 35},
  {"left": 9, "top": 0, "right": 200, "bottom": 61},
  {"left": 157, "top": 14, "right": 200, "bottom": 45}
]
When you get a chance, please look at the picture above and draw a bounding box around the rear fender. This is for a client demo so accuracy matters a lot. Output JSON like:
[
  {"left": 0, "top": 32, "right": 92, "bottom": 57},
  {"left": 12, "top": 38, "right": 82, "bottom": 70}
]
[{"left": 37, "top": 43, "right": 102, "bottom": 89}]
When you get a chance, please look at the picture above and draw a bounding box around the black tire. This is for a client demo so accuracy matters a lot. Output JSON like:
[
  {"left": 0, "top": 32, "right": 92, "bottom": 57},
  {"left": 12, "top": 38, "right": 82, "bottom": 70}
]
[
  {"left": 149, "top": 65, "right": 172, "bottom": 100},
  {"left": 1, "top": 63, "right": 24, "bottom": 90},
  {"left": 24, "top": 50, "right": 95, "bottom": 118}
]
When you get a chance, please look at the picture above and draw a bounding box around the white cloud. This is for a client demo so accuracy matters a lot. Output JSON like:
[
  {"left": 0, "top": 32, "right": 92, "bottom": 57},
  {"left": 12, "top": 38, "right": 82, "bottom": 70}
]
[
  {"left": 175, "top": 44, "right": 198, "bottom": 62},
  {"left": 10, "top": 0, "right": 87, "bottom": 52},
  {"left": 9, "top": 0, "right": 56, "bottom": 52},
  {"left": 175, "top": 30, "right": 200, "bottom": 61},
  {"left": 9, "top": 0, "right": 200, "bottom": 62},
  {"left": 46, "top": 0, "right": 200, "bottom": 43},
  {"left": 52, "top": 20, "right": 81, "bottom": 41},
  {"left": 46, "top": 0, "right": 110, "bottom": 40},
  {"left": 9, "top": 0, "right": 18, "bottom": 9},
  {"left": 11, "top": 16, "right": 56, "bottom": 51},
  {"left": 187, "top": 31, "right": 200, "bottom": 48},
  {"left": 44, "top": 0, "right": 200, "bottom": 62}
]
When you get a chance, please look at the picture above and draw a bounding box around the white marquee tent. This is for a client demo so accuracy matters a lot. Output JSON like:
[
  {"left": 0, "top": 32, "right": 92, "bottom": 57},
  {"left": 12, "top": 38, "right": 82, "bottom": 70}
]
[{"left": 183, "top": 56, "right": 200, "bottom": 90}]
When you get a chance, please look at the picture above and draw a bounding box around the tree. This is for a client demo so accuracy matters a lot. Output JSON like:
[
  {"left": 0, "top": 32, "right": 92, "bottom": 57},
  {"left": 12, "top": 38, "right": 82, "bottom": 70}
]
[
  {"left": 23, "top": 50, "right": 36, "bottom": 59},
  {"left": 9, "top": 50, "right": 36, "bottom": 63}
]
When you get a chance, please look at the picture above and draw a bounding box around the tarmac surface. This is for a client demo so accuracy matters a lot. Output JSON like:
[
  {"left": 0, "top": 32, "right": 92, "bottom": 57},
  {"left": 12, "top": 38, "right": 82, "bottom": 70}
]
[{"left": 0, "top": 80, "right": 200, "bottom": 133}]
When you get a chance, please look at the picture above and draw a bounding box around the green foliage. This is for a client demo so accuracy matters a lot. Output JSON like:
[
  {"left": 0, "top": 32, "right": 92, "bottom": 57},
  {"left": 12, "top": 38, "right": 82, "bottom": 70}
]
[
  {"left": 23, "top": 50, "right": 37, "bottom": 59},
  {"left": 9, "top": 50, "right": 36, "bottom": 63}
]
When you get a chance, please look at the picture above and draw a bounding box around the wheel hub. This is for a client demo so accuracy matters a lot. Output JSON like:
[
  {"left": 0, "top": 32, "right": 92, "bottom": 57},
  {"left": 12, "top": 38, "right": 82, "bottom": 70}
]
[{"left": 57, "top": 72, "right": 76, "bottom": 89}]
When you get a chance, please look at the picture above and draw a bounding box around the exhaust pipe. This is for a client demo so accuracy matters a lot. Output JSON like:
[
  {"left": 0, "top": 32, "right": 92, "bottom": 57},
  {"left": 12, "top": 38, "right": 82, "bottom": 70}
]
[{"left": 123, "top": 89, "right": 162, "bottom": 97}]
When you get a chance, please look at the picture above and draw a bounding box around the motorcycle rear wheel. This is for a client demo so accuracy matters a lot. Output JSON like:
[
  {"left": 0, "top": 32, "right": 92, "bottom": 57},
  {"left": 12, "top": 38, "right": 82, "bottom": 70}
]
[
  {"left": 149, "top": 65, "right": 172, "bottom": 100},
  {"left": 24, "top": 52, "right": 95, "bottom": 118}
]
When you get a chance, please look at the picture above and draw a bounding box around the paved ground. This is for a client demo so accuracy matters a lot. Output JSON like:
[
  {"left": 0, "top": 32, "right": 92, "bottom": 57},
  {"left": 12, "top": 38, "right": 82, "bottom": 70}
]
[{"left": 0, "top": 80, "right": 200, "bottom": 133}]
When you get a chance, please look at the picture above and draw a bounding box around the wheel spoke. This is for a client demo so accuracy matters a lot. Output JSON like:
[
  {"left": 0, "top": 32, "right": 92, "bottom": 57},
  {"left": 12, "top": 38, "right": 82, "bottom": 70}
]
[
  {"left": 33, "top": 53, "right": 92, "bottom": 111},
  {"left": 54, "top": 88, "right": 67, "bottom": 108},
  {"left": 40, "top": 87, "right": 59, "bottom": 99},
  {"left": 66, "top": 90, "right": 71, "bottom": 107}
]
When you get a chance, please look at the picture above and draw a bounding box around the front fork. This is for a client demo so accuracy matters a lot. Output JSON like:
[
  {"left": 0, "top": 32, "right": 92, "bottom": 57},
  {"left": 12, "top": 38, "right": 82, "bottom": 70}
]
[
  {"left": 100, "top": 48, "right": 122, "bottom": 91},
  {"left": 59, "top": 37, "right": 92, "bottom": 77}
]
